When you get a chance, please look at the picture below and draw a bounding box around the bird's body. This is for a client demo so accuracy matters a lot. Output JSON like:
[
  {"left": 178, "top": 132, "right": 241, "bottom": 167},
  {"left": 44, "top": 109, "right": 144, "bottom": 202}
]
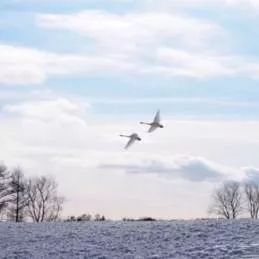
[
  {"left": 120, "top": 133, "right": 141, "bottom": 149},
  {"left": 140, "top": 110, "right": 164, "bottom": 132}
]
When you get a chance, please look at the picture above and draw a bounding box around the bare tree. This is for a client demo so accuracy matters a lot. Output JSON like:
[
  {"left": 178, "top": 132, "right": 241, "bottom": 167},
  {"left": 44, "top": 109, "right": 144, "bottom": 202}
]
[
  {"left": 209, "top": 181, "right": 242, "bottom": 219},
  {"left": 26, "top": 176, "right": 64, "bottom": 222},
  {"left": 244, "top": 182, "right": 259, "bottom": 219},
  {"left": 8, "top": 168, "right": 28, "bottom": 222},
  {"left": 76, "top": 214, "right": 92, "bottom": 222},
  {"left": 0, "top": 164, "right": 13, "bottom": 216},
  {"left": 94, "top": 214, "right": 105, "bottom": 221}
]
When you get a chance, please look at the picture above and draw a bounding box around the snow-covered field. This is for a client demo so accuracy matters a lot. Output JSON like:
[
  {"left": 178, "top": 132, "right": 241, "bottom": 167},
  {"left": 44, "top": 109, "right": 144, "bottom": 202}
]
[{"left": 1, "top": 220, "right": 259, "bottom": 258}]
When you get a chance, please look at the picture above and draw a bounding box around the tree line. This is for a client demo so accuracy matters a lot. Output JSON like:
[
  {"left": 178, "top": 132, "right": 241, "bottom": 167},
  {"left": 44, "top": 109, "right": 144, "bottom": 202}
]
[
  {"left": 0, "top": 164, "right": 64, "bottom": 222},
  {"left": 65, "top": 213, "right": 106, "bottom": 222},
  {"left": 2, "top": 163, "right": 259, "bottom": 222},
  {"left": 209, "top": 181, "right": 259, "bottom": 219}
]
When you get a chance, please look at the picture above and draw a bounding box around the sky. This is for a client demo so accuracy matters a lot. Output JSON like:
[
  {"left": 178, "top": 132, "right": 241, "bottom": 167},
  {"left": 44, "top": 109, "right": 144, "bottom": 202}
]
[{"left": 1, "top": 0, "right": 259, "bottom": 219}]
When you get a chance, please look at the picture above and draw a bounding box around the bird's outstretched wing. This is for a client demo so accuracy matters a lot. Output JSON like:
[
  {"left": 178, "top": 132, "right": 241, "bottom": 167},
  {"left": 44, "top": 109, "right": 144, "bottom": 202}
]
[
  {"left": 154, "top": 110, "right": 160, "bottom": 123},
  {"left": 148, "top": 125, "right": 157, "bottom": 133},
  {"left": 125, "top": 138, "right": 135, "bottom": 149}
]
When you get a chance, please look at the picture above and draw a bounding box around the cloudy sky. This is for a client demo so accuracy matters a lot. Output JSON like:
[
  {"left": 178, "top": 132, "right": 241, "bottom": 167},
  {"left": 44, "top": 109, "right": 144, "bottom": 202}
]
[{"left": 1, "top": 0, "right": 259, "bottom": 219}]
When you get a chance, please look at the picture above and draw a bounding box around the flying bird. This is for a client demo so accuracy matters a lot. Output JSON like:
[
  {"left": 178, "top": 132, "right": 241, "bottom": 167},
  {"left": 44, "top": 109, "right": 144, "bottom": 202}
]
[
  {"left": 120, "top": 133, "right": 141, "bottom": 149},
  {"left": 140, "top": 110, "right": 164, "bottom": 133}
]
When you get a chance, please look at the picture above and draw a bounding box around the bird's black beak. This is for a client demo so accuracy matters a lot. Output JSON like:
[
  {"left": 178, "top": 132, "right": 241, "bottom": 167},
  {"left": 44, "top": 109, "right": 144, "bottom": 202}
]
[
  {"left": 138, "top": 137, "right": 141, "bottom": 141},
  {"left": 160, "top": 125, "right": 164, "bottom": 128}
]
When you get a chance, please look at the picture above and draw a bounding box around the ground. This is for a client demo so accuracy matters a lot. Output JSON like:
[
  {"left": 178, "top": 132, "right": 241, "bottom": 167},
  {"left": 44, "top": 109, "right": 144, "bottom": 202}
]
[{"left": 0, "top": 219, "right": 259, "bottom": 258}]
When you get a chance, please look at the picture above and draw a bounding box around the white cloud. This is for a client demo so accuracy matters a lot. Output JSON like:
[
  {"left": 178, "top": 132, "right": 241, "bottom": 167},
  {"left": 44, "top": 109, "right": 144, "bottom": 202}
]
[
  {"left": 1, "top": 8, "right": 259, "bottom": 85},
  {"left": 142, "top": 0, "right": 259, "bottom": 11},
  {"left": 34, "top": 10, "right": 259, "bottom": 80},
  {"left": 100, "top": 155, "right": 259, "bottom": 183},
  {"left": 37, "top": 11, "right": 222, "bottom": 53},
  {"left": 1, "top": 98, "right": 98, "bottom": 158},
  {"left": 153, "top": 48, "right": 259, "bottom": 79},
  {"left": 4, "top": 43, "right": 259, "bottom": 85},
  {"left": 89, "top": 96, "right": 259, "bottom": 108},
  {"left": 0, "top": 44, "right": 133, "bottom": 85},
  {"left": 150, "top": 48, "right": 236, "bottom": 78},
  {"left": 3, "top": 98, "right": 89, "bottom": 125},
  {"left": 0, "top": 45, "right": 46, "bottom": 85},
  {"left": 100, "top": 155, "right": 227, "bottom": 182},
  {"left": 242, "top": 167, "right": 259, "bottom": 183},
  {"left": 36, "top": 10, "right": 229, "bottom": 79}
]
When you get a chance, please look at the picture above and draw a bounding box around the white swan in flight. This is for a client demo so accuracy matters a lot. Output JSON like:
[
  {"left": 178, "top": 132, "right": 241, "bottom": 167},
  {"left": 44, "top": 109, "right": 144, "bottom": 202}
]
[
  {"left": 140, "top": 110, "right": 164, "bottom": 133},
  {"left": 120, "top": 133, "right": 141, "bottom": 149}
]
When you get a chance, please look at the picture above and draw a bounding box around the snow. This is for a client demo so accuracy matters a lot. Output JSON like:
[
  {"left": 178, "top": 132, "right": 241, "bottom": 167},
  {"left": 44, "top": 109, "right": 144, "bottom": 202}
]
[{"left": 0, "top": 220, "right": 259, "bottom": 258}]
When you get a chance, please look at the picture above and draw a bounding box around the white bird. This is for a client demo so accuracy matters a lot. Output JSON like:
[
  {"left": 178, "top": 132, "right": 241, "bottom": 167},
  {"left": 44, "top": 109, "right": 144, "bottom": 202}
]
[
  {"left": 140, "top": 110, "right": 164, "bottom": 133},
  {"left": 119, "top": 133, "right": 141, "bottom": 149}
]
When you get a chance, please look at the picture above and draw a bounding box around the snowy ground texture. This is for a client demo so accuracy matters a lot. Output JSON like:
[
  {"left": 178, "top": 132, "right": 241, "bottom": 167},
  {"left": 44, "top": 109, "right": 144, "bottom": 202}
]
[{"left": 1, "top": 220, "right": 259, "bottom": 259}]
